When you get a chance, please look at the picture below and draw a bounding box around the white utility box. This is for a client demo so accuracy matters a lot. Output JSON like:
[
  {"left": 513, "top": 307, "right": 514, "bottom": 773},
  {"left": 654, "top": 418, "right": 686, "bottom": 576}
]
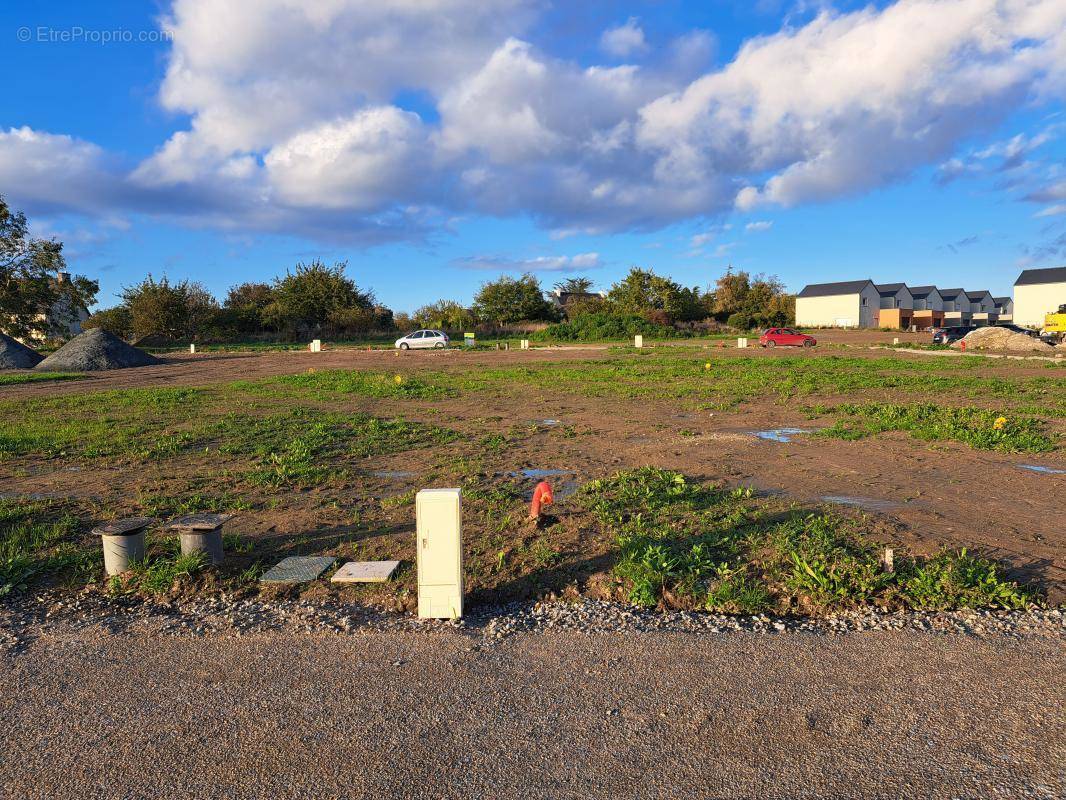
[
  {"left": 416, "top": 488, "right": 463, "bottom": 619},
  {"left": 737, "top": 337, "right": 748, "bottom": 348},
  {"left": 634, "top": 334, "right": 643, "bottom": 348},
  {"left": 310, "top": 339, "right": 322, "bottom": 353}
]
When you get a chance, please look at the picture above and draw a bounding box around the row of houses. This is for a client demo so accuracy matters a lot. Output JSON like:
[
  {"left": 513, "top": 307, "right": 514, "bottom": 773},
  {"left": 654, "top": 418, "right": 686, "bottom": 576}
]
[{"left": 795, "top": 267, "right": 1066, "bottom": 330}]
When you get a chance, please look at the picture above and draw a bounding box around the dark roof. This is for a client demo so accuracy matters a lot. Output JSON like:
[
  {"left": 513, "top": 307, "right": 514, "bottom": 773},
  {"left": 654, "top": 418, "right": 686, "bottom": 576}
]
[
  {"left": 993, "top": 296, "right": 1011, "bottom": 304},
  {"left": 875, "top": 283, "right": 907, "bottom": 296},
  {"left": 1015, "top": 266, "right": 1066, "bottom": 286},
  {"left": 965, "top": 290, "right": 992, "bottom": 301},
  {"left": 797, "top": 280, "right": 874, "bottom": 298},
  {"left": 909, "top": 285, "right": 939, "bottom": 298},
  {"left": 938, "top": 288, "right": 965, "bottom": 299}
]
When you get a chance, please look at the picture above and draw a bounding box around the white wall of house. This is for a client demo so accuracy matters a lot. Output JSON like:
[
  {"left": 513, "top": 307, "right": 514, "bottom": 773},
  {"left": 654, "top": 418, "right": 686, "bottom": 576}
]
[
  {"left": 1014, "top": 282, "right": 1066, "bottom": 327},
  {"left": 796, "top": 284, "right": 879, "bottom": 327}
]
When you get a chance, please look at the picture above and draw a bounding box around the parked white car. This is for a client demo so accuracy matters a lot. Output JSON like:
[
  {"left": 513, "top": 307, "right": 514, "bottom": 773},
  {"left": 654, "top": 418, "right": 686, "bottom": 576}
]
[{"left": 394, "top": 329, "right": 449, "bottom": 350}]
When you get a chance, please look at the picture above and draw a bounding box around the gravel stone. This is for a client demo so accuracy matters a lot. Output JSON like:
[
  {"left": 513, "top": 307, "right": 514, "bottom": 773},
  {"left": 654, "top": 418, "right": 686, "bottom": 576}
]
[
  {"left": 0, "top": 333, "right": 43, "bottom": 369},
  {"left": 34, "top": 328, "right": 160, "bottom": 371}
]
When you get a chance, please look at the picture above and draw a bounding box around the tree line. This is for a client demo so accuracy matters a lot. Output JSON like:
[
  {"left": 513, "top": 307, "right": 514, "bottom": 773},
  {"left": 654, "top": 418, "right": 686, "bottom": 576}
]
[{"left": 1, "top": 194, "right": 794, "bottom": 344}]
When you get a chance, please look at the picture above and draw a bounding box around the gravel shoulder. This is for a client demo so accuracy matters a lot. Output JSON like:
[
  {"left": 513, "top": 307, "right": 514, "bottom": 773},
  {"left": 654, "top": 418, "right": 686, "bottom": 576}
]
[{"left": 1, "top": 597, "right": 1063, "bottom": 800}]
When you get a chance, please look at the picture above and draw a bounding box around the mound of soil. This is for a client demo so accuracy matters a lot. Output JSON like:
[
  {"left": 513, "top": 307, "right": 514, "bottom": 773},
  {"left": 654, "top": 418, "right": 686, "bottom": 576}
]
[
  {"left": 35, "top": 329, "right": 161, "bottom": 371},
  {"left": 951, "top": 327, "right": 1052, "bottom": 352},
  {"left": 0, "top": 333, "right": 44, "bottom": 369}
]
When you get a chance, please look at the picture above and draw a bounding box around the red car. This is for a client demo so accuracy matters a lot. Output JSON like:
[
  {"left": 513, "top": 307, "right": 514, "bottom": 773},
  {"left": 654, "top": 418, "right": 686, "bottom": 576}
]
[{"left": 759, "top": 327, "right": 817, "bottom": 348}]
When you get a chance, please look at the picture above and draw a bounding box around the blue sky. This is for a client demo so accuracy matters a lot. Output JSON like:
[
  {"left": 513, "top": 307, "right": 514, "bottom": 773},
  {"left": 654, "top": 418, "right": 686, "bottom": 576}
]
[{"left": 1, "top": 0, "right": 1063, "bottom": 312}]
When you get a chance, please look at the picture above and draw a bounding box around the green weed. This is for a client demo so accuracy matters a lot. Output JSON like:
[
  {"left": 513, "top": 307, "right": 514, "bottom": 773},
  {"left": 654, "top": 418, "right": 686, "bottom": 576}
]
[
  {"left": 817, "top": 403, "right": 1055, "bottom": 453},
  {"left": 580, "top": 468, "right": 1036, "bottom": 614},
  {"left": 108, "top": 535, "right": 208, "bottom": 596},
  {"left": 0, "top": 501, "right": 95, "bottom": 595}
]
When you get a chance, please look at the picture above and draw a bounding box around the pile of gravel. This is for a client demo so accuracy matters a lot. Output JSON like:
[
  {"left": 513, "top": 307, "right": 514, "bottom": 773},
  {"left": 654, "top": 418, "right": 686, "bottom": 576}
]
[
  {"left": 35, "top": 328, "right": 161, "bottom": 371},
  {"left": 0, "top": 333, "right": 43, "bottom": 369},
  {"left": 952, "top": 326, "right": 1052, "bottom": 352}
]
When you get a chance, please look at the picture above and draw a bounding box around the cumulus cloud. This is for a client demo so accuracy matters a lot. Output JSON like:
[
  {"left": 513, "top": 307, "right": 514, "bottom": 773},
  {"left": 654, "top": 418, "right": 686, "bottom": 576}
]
[
  {"left": 1, "top": 0, "right": 1064, "bottom": 244},
  {"left": 601, "top": 18, "right": 648, "bottom": 58},
  {"left": 454, "top": 252, "right": 602, "bottom": 272}
]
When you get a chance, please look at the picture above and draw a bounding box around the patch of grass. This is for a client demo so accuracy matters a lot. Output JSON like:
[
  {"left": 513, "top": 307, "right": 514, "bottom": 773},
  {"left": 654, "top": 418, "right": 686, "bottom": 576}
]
[
  {"left": 0, "top": 387, "right": 207, "bottom": 458},
  {"left": 0, "top": 501, "right": 96, "bottom": 595},
  {"left": 0, "top": 372, "right": 84, "bottom": 386},
  {"left": 223, "top": 532, "right": 254, "bottom": 553},
  {"left": 211, "top": 409, "right": 456, "bottom": 488},
  {"left": 580, "top": 468, "right": 1035, "bottom": 614},
  {"left": 240, "top": 369, "right": 452, "bottom": 400},
  {"left": 817, "top": 403, "right": 1055, "bottom": 453},
  {"left": 110, "top": 538, "right": 206, "bottom": 596},
  {"left": 137, "top": 490, "right": 253, "bottom": 517},
  {"left": 433, "top": 351, "right": 1066, "bottom": 415},
  {"left": 380, "top": 489, "right": 416, "bottom": 509}
]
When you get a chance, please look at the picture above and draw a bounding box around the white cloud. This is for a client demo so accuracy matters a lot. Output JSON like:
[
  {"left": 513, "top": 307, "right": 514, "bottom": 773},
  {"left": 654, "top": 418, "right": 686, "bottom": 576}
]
[
  {"left": 265, "top": 106, "right": 432, "bottom": 210},
  {"left": 455, "top": 252, "right": 602, "bottom": 272},
  {"left": 745, "top": 220, "right": 773, "bottom": 232},
  {"left": 1035, "top": 204, "right": 1066, "bottom": 217},
  {"left": 638, "top": 0, "right": 1066, "bottom": 210},
  {"left": 601, "top": 18, "right": 648, "bottom": 58},
  {"left": 1, "top": 0, "right": 1064, "bottom": 243}
]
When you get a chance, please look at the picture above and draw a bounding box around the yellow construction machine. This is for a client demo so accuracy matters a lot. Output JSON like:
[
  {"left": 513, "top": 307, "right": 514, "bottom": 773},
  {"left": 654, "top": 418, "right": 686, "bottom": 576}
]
[{"left": 1043, "top": 304, "right": 1066, "bottom": 343}]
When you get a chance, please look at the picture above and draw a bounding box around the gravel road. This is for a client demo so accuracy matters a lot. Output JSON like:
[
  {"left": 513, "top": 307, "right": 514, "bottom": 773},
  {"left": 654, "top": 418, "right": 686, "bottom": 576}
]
[{"left": 1, "top": 598, "right": 1063, "bottom": 799}]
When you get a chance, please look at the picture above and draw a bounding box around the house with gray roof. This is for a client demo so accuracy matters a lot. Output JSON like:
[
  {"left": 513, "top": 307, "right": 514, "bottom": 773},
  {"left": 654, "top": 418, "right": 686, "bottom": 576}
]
[
  {"left": 1014, "top": 267, "right": 1066, "bottom": 327},
  {"left": 795, "top": 280, "right": 879, "bottom": 328}
]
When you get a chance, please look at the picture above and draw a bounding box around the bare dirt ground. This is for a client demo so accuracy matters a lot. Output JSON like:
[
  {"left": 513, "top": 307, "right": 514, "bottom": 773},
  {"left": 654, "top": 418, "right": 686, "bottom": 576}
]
[
  {"left": 3, "top": 340, "right": 1064, "bottom": 602},
  {"left": 1, "top": 623, "right": 1062, "bottom": 800}
]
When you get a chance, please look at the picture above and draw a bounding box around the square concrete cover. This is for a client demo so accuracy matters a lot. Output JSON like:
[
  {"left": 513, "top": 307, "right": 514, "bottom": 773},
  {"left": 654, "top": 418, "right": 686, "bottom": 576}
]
[
  {"left": 260, "top": 556, "right": 336, "bottom": 584},
  {"left": 330, "top": 560, "right": 400, "bottom": 584}
]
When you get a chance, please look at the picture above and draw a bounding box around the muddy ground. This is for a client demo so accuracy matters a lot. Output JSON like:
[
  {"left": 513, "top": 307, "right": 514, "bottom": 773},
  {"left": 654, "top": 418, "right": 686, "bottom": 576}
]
[{"left": 2, "top": 333, "right": 1064, "bottom": 605}]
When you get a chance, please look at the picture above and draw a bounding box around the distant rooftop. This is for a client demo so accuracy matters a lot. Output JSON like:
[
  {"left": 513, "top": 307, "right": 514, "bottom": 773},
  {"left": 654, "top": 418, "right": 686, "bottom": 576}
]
[
  {"left": 908, "top": 285, "right": 938, "bottom": 298},
  {"left": 965, "top": 290, "right": 991, "bottom": 301},
  {"left": 1015, "top": 266, "right": 1066, "bottom": 286},
  {"left": 938, "top": 288, "right": 965, "bottom": 299},
  {"left": 875, "top": 282, "right": 907, "bottom": 296},
  {"left": 797, "top": 280, "right": 873, "bottom": 298}
]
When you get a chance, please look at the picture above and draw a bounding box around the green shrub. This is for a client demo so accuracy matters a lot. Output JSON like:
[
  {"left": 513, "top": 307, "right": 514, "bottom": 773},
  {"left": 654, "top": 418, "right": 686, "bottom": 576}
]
[{"left": 531, "top": 313, "right": 682, "bottom": 342}]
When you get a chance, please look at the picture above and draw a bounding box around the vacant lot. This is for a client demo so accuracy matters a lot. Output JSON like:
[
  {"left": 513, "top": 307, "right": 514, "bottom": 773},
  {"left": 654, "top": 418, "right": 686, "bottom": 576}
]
[{"left": 1, "top": 336, "right": 1064, "bottom": 608}]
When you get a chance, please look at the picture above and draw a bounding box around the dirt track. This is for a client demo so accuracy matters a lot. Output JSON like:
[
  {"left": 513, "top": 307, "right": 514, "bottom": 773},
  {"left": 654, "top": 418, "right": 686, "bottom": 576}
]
[{"left": 1, "top": 624, "right": 1062, "bottom": 799}]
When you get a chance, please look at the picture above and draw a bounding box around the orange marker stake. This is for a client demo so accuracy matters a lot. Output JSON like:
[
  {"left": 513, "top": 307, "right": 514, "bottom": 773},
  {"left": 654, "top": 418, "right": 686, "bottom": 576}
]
[{"left": 529, "top": 481, "right": 554, "bottom": 521}]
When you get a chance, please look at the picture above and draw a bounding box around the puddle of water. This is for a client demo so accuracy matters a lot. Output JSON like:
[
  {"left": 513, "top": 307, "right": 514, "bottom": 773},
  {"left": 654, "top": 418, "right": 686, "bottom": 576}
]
[
  {"left": 821, "top": 495, "right": 900, "bottom": 512},
  {"left": 1018, "top": 464, "right": 1066, "bottom": 475},
  {"left": 511, "top": 469, "right": 580, "bottom": 501},
  {"left": 529, "top": 418, "right": 562, "bottom": 426},
  {"left": 754, "top": 428, "right": 810, "bottom": 443},
  {"left": 516, "top": 468, "right": 570, "bottom": 479},
  {"left": 371, "top": 470, "right": 417, "bottom": 479}
]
